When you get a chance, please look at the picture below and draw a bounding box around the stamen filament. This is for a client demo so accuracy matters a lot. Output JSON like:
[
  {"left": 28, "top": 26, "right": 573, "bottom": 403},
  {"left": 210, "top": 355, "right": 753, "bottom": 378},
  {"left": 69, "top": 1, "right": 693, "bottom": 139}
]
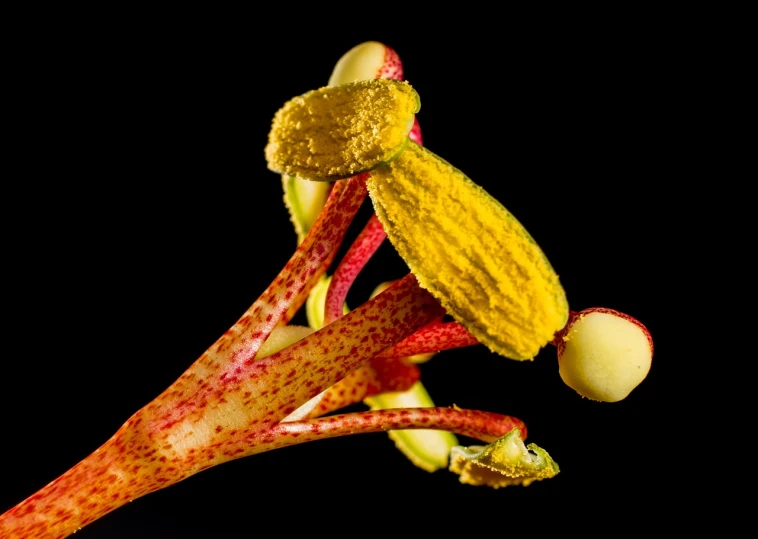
[
  {"left": 284, "top": 356, "right": 420, "bottom": 420},
  {"left": 239, "top": 274, "right": 443, "bottom": 428},
  {"left": 248, "top": 407, "right": 528, "bottom": 454},
  {"left": 379, "top": 320, "right": 481, "bottom": 359},
  {"left": 0, "top": 274, "right": 443, "bottom": 539},
  {"left": 324, "top": 212, "right": 387, "bottom": 324}
]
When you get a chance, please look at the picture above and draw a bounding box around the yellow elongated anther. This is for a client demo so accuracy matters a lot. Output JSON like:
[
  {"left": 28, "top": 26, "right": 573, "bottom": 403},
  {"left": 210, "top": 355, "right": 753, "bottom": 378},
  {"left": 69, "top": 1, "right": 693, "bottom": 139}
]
[
  {"left": 265, "top": 79, "right": 419, "bottom": 181},
  {"left": 266, "top": 79, "right": 568, "bottom": 359},
  {"left": 368, "top": 143, "right": 568, "bottom": 360}
]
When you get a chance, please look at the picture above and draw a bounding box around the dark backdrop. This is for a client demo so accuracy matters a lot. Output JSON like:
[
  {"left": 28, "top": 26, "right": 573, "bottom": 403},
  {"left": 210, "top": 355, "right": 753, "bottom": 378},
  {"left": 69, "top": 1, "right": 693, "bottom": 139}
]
[{"left": 3, "top": 10, "right": 683, "bottom": 537}]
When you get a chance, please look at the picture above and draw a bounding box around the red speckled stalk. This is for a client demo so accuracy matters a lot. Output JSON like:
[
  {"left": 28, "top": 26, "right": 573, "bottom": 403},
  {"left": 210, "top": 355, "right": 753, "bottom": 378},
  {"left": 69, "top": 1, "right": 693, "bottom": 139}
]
[
  {"left": 212, "top": 175, "right": 368, "bottom": 368},
  {"left": 246, "top": 407, "right": 527, "bottom": 454},
  {"left": 322, "top": 43, "right": 421, "bottom": 325},
  {"left": 384, "top": 48, "right": 422, "bottom": 144},
  {"left": 290, "top": 356, "right": 420, "bottom": 419},
  {"left": 0, "top": 274, "right": 442, "bottom": 539},
  {"left": 324, "top": 213, "right": 387, "bottom": 324},
  {"left": 283, "top": 234, "right": 340, "bottom": 325},
  {"left": 135, "top": 176, "right": 369, "bottom": 433},
  {"left": 379, "top": 320, "right": 480, "bottom": 359},
  {"left": 0, "top": 176, "right": 367, "bottom": 538},
  {"left": 236, "top": 274, "right": 442, "bottom": 428},
  {"left": 297, "top": 318, "right": 481, "bottom": 418}
]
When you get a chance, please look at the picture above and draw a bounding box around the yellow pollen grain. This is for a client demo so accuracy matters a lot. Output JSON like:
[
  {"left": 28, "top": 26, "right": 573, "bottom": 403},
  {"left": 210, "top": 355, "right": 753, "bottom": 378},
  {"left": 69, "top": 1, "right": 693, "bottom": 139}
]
[
  {"left": 265, "top": 79, "right": 419, "bottom": 181},
  {"left": 368, "top": 143, "right": 569, "bottom": 360}
]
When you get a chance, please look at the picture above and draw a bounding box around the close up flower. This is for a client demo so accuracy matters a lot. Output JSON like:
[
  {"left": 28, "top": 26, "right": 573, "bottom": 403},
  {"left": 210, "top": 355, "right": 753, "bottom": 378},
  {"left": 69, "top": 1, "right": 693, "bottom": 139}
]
[{"left": 1, "top": 41, "right": 653, "bottom": 539}]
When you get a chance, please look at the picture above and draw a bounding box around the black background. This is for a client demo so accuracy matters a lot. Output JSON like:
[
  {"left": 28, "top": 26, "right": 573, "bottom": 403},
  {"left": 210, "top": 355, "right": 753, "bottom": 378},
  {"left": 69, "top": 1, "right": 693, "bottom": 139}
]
[{"left": 3, "top": 9, "right": 687, "bottom": 537}]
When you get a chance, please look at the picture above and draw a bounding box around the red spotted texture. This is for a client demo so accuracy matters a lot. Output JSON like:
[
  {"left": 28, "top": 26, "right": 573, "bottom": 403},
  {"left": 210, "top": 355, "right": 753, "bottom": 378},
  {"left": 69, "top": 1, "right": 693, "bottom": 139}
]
[
  {"left": 0, "top": 273, "right": 442, "bottom": 539},
  {"left": 285, "top": 252, "right": 336, "bottom": 324},
  {"left": 142, "top": 176, "right": 369, "bottom": 433},
  {"left": 296, "top": 356, "right": 420, "bottom": 419},
  {"left": 0, "top": 177, "right": 371, "bottom": 539},
  {"left": 0, "top": 46, "right": 486, "bottom": 539},
  {"left": 324, "top": 213, "right": 387, "bottom": 324},
  {"left": 378, "top": 45, "right": 403, "bottom": 81},
  {"left": 378, "top": 45, "right": 421, "bottom": 145},
  {"left": 380, "top": 320, "right": 480, "bottom": 359},
  {"left": 245, "top": 407, "right": 528, "bottom": 455},
  {"left": 316, "top": 43, "right": 410, "bottom": 325},
  {"left": 234, "top": 274, "right": 442, "bottom": 432},
  {"left": 0, "top": 417, "right": 188, "bottom": 539},
  {"left": 0, "top": 45, "right": 449, "bottom": 539},
  {"left": 322, "top": 42, "right": 421, "bottom": 327}
]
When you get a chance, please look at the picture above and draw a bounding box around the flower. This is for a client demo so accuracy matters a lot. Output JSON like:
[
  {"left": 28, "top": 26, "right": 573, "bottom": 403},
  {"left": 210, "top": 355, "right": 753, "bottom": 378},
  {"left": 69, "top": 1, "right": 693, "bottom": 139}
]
[{"left": 0, "top": 41, "right": 652, "bottom": 539}]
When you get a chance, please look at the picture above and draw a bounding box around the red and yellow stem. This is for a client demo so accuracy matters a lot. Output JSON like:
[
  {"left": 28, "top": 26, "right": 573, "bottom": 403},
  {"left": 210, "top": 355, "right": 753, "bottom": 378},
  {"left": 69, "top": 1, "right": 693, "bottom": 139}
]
[
  {"left": 285, "top": 318, "right": 484, "bottom": 418},
  {"left": 322, "top": 42, "right": 421, "bottom": 328},
  {"left": 288, "top": 355, "right": 421, "bottom": 419},
  {"left": 1, "top": 273, "right": 443, "bottom": 538},
  {"left": 248, "top": 407, "right": 527, "bottom": 454},
  {"left": 379, "top": 320, "right": 480, "bottom": 359},
  {"left": 0, "top": 174, "right": 371, "bottom": 538},
  {"left": 324, "top": 212, "right": 387, "bottom": 324},
  {"left": 226, "top": 174, "right": 368, "bottom": 353},
  {"left": 136, "top": 176, "right": 370, "bottom": 430}
]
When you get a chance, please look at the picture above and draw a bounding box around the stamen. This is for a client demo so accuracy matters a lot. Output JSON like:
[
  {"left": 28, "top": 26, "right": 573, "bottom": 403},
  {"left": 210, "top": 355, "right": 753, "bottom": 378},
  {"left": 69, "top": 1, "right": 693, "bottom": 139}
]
[
  {"left": 324, "top": 213, "right": 387, "bottom": 325},
  {"left": 379, "top": 320, "right": 480, "bottom": 359},
  {"left": 247, "top": 407, "right": 528, "bottom": 455}
]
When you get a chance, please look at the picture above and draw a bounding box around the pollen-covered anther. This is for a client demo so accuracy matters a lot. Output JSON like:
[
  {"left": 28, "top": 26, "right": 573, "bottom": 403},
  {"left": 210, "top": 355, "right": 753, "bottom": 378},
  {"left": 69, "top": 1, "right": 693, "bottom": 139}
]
[
  {"left": 265, "top": 79, "right": 419, "bottom": 181},
  {"left": 368, "top": 143, "right": 569, "bottom": 361}
]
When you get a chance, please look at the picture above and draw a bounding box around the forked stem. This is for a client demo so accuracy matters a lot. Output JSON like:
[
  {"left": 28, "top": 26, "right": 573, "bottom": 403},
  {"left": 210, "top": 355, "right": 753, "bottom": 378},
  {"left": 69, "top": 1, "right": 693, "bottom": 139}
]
[{"left": 1, "top": 274, "right": 443, "bottom": 539}]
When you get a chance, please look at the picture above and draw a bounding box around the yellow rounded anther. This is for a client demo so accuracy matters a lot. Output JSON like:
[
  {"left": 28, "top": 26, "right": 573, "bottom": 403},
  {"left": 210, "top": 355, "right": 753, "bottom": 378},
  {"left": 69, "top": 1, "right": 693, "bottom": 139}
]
[
  {"left": 558, "top": 309, "right": 653, "bottom": 402},
  {"left": 265, "top": 79, "right": 419, "bottom": 181}
]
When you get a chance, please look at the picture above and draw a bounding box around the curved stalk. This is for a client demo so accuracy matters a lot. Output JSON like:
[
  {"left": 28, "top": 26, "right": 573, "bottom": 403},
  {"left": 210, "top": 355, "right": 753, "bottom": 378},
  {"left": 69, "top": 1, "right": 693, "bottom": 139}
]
[
  {"left": 284, "top": 355, "right": 420, "bottom": 420},
  {"left": 248, "top": 407, "right": 527, "bottom": 454},
  {"left": 324, "top": 212, "right": 386, "bottom": 324},
  {"left": 379, "top": 320, "right": 480, "bottom": 359}
]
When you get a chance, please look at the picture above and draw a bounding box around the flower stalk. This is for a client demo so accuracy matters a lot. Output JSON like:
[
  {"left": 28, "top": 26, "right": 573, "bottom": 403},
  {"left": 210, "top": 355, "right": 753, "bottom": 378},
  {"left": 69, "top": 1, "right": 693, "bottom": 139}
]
[{"left": 1, "top": 40, "right": 652, "bottom": 538}]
